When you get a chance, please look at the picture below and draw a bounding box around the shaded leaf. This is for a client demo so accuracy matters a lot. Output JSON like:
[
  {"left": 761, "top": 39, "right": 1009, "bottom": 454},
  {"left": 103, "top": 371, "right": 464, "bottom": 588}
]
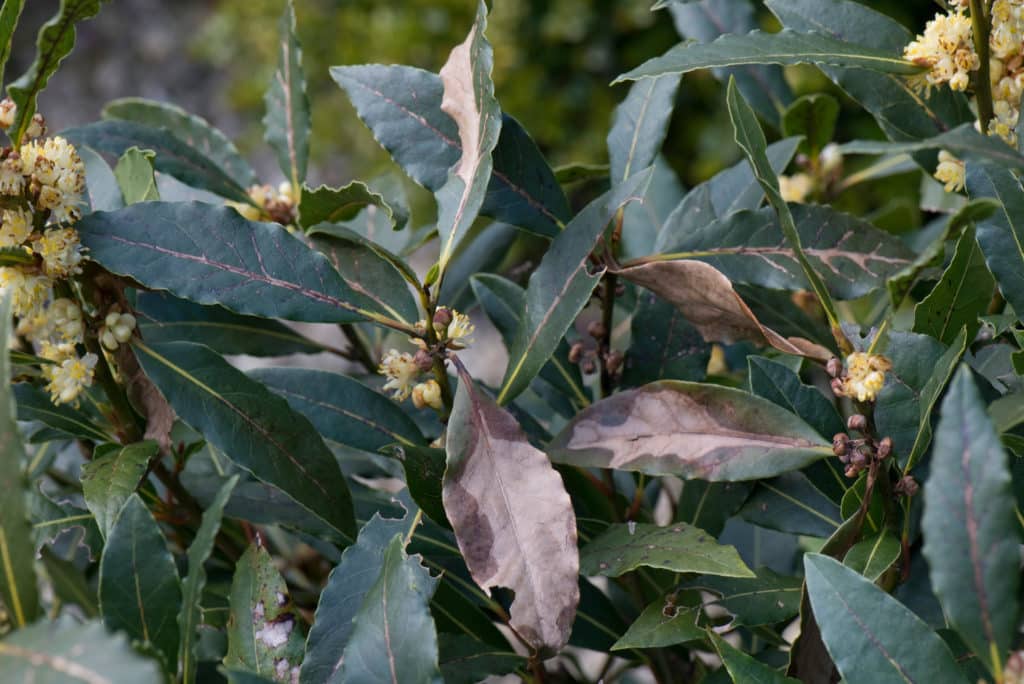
[
  {"left": 13, "top": 383, "right": 111, "bottom": 443},
  {"left": 685, "top": 567, "right": 802, "bottom": 626},
  {"left": 0, "top": 618, "right": 162, "bottom": 683},
  {"left": 739, "top": 472, "right": 840, "bottom": 538},
  {"left": 609, "top": 74, "right": 681, "bottom": 183},
  {"left": 444, "top": 365, "right": 579, "bottom": 655},
  {"left": 922, "top": 367, "right": 1020, "bottom": 678},
  {"left": 299, "top": 182, "right": 404, "bottom": 230},
  {"left": 579, "top": 522, "right": 753, "bottom": 578},
  {"left": 611, "top": 601, "right": 703, "bottom": 650},
  {"left": 748, "top": 356, "right": 843, "bottom": 439},
  {"left": 913, "top": 226, "right": 993, "bottom": 345},
  {"left": 840, "top": 125, "right": 1024, "bottom": 172},
  {"left": 263, "top": 0, "right": 310, "bottom": 189},
  {"left": 675, "top": 481, "right": 753, "bottom": 538},
  {"left": 134, "top": 341, "right": 356, "bottom": 540},
  {"left": 40, "top": 547, "right": 97, "bottom": 618},
  {"left": 622, "top": 290, "right": 709, "bottom": 387},
  {"left": 783, "top": 94, "right": 839, "bottom": 157},
  {"left": 80, "top": 440, "right": 158, "bottom": 539},
  {"left": 709, "top": 630, "right": 800, "bottom": 683},
  {"left": 99, "top": 494, "right": 181, "bottom": 669},
  {"left": 438, "top": 634, "right": 523, "bottom": 684},
  {"left": 80, "top": 144, "right": 124, "bottom": 212},
  {"left": 966, "top": 163, "right": 1024, "bottom": 318},
  {"left": 843, "top": 531, "right": 900, "bottom": 583},
  {"left": 804, "top": 553, "right": 967, "bottom": 683},
  {"left": 113, "top": 146, "right": 159, "bottom": 204},
  {"left": 550, "top": 380, "right": 831, "bottom": 480},
  {"left": 387, "top": 445, "right": 449, "bottom": 528}
]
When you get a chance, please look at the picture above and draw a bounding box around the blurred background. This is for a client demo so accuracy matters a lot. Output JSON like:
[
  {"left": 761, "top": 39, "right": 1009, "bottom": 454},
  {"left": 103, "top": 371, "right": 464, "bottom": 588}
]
[{"left": 12, "top": 0, "right": 939, "bottom": 195}]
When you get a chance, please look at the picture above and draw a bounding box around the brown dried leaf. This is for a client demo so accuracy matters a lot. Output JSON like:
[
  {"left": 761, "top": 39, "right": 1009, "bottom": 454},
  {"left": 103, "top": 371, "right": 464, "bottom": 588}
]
[
  {"left": 548, "top": 381, "right": 831, "bottom": 481},
  {"left": 615, "top": 260, "right": 832, "bottom": 361},
  {"left": 117, "top": 344, "right": 175, "bottom": 452},
  {"left": 443, "top": 364, "right": 579, "bottom": 656}
]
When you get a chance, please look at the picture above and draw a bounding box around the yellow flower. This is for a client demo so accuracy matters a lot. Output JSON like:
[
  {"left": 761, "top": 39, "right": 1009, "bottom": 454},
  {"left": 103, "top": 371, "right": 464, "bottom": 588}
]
[
  {"left": 412, "top": 380, "right": 443, "bottom": 410},
  {"left": 378, "top": 349, "right": 421, "bottom": 400},
  {"left": 0, "top": 209, "right": 32, "bottom": 248},
  {"left": 842, "top": 352, "right": 891, "bottom": 403},
  {"left": 0, "top": 266, "right": 49, "bottom": 318},
  {"left": 904, "top": 10, "right": 978, "bottom": 92},
  {"left": 445, "top": 310, "right": 475, "bottom": 348},
  {"left": 779, "top": 173, "right": 813, "bottom": 203},
  {"left": 934, "top": 150, "right": 965, "bottom": 193},
  {"left": 37, "top": 227, "right": 84, "bottom": 277},
  {"left": 41, "top": 347, "right": 97, "bottom": 405}
]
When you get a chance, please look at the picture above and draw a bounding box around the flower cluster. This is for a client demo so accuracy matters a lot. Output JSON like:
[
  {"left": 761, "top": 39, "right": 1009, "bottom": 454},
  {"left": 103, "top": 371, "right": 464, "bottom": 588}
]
[
  {"left": 828, "top": 352, "right": 891, "bottom": 403},
  {"left": 0, "top": 102, "right": 95, "bottom": 405},
  {"left": 904, "top": 9, "right": 978, "bottom": 92},
  {"left": 377, "top": 307, "right": 473, "bottom": 410},
  {"left": 99, "top": 310, "right": 137, "bottom": 352},
  {"left": 227, "top": 182, "right": 296, "bottom": 228}
]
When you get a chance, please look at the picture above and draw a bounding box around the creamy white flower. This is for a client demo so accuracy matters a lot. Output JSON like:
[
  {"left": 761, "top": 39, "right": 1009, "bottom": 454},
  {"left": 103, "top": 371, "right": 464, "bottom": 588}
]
[
  {"left": 779, "top": 173, "right": 813, "bottom": 203},
  {"left": 446, "top": 310, "right": 475, "bottom": 347},
  {"left": 37, "top": 227, "right": 84, "bottom": 277},
  {"left": 378, "top": 349, "right": 421, "bottom": 400},
  {"left": 41, "top": 348, "right": 97, "bottom": 405},
  {"left": 842, "top": 352, "right": 891, "bottom": 403},
  {"left": 99, "top": 311, "right": 136, "bottom": 350},
  {"left": 934, "top": 150, "right": 966, "bottom": 193},
  {"left": 0, "top": 266, "right": 49, "bottom": 318},
  {"left": 412, "top": 379, "right": 443, "bottom": 410},
  {"left": 0, "top": 209, "right": 32, "bottom": 248}
]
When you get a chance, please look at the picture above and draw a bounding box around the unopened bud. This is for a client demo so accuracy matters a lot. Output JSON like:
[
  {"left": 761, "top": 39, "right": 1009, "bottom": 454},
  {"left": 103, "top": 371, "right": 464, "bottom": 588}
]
[
  {"left": 895, "top": 475, "right": 919, "bottom": 497},
  {"left": 832, "top": 433, "right": 849, "bottom": 456},
  {"left": 25, "top": 113, "right": 45, "bottom": 140},
  {"left": 844, "top": 464, "right": 859, "bottom": 478},
  {"left": 587, "top": 320, "right": 606, "bottom": 340},
  {"left": 830, "top": 377, "right": 846, "bottom": 397},
  {"left": 850, "top": 449, "right": 868, "bottom": 469},
  {"left": 100, "top": 328, "right": 119, "bottom": 351},
  {"left": 826, "top": 357, "right": 843, "bottom": 378},
  {"left": 568, "top": 342, "right": 584, "bottom": 364},
  {"left": 847, "top": 414, "right": 867, "bottom": 432},
  {"left": 0, "top": 99, "right": 15, "bottom": 129},
  {"left": 581, "top": 358, "right": 597, "bottom": 375},
  {"left": 413, "top": 349, "right": 434, "bottom": 372},
  {"left": 605, "top": 350, "right": 624, "bottom": 375},
  {"left": 877, "top": 436, "right": 892, "bottom": 460},
  {"left": 432, "top": 307, "right": 453, "bottom": 329}
]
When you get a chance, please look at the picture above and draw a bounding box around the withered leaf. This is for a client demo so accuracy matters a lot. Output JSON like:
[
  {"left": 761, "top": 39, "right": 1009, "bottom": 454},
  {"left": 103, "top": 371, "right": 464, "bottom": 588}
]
[
  {"left": 615, "top": 260, "right": 832, "bottom": 361},
  {"left": 443, "top": 365, "right": 579, "bottom": 657},
  {"left": 548, "top": 381, "right": 831, "bottom": 481}
]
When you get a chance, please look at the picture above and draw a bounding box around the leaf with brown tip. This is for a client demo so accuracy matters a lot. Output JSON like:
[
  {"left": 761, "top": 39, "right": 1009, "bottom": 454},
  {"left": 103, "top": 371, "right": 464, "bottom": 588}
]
[
  {"left": 615, "top": 260, "right": 832, "bottom": 360},
  {"left": 548, "top": 381, "right": 831, "bottom": 481},
  {"left": 443, "top": 365, "right": 579, "bottom": 657}
]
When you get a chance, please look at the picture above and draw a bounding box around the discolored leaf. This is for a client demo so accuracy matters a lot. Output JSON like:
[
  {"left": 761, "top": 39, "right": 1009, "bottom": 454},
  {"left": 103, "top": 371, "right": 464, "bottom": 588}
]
[
  {"left": 0, "top": 618, "right": 163, "bottom": 683},
  {"left": 179, "top": 475, "right": 238, "bottom": 684},
  {"left": 685, "top": 567, "right": 802, "bottom": 626},
  {"left": 264, "top": 0, "right": 311, "bottom": 190},
  {"left": 134, "top": 341, "right": 356, "bottom": 540},
  {"left": 579, "top": 522, "right": 753, "bottom": 578},
  {"left": 99, "top": 494, "right": 181, "bottom": 669},
  {"left": 80, "top": 440, "right": 158, "bottom": 539},
  {"left": 611, "top": 601, "right": 703, "bottom": 651},
  {"left": 225, "top": 543, "right": 305, "bottom": 681},
  {"left": 608, "top": 74, "right": 681, "bottom": 184},
  {"left": 444, "top": 365, "right": 579, "bottom": 655},
  {"left": 922, "top": 367, "right": 1020, "bottom": 678},
  {"left": 551, "top": 381, "right": 831, "bottom": 480},
  {"left": 709, "top": 630, "right": 800, "bottom": 683},
  {"left": 616, "top": 260, "right": 832, "bottom": 360},
  {"left": 78, "top": 202, "right": 393, "bottom": 326},
  {"left": 913, "top": 226, "right": 993, "bottom": 346},
  {"left": 804, "top": 553, "right": 967, "bottom": 684}
]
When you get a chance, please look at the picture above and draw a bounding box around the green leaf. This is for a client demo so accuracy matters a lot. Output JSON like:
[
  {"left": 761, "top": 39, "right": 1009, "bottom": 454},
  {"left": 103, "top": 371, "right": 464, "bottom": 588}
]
[
  {"left": 264, "top": 0, "right": 311, "bottom": 190},
  {"left": 616, "top": 29, "right": 921, "bottom": 83},
  {"left": 40, "top": 547, "right": 98, "bottom": 618},
  {"left": 0, "top": 294, "right": 39, "bottom": 627},
  {"left": 337, "top": 535, "right": 442, "bottom": 684},
  {"left": 445, "top": 365, "right": 579, "bottom": 655},
  {"left": 13, "top": 383, "right": 111, "bottom": 443},
  {"left": 224, "top": 543, "right": 305, "bottom": 680},
  {"left": 102, "top": 97, "right": 257, "bottom": 188},
  {"left": 300, "top": 511, "right": 418, "bottom": 684},
  {"left": 434, "top": 1, "right": 502, "bottom": 274},
  {"left": 783, "top": 94, "right": 839, "bottom": 157},
  {"left": 727, "top": 79, "right": 841, "bottom": 337},
  {"left": 330, "top": 66, "right": 568, "bottom": 237},
  {"left": 843, "top": 531, "right": 900, "bottom": 583},
  {"left": 498, "top": 170, "right": 651, "bottom": 404},
  {"left": 7, "top": 0, "right": 108, "bottom": 145},
  {"left": 136, "top": 291, "right": 329, "bottom": 357},
  {"left": 389, "top": 446, "right": 449, "bottom": 529},
  {"left": 113, "top": 146, "right": 159, "bottom": 204},
  {"left": 134, "top": 340, "right": 356, "bottom": 540},
  {"left": 611, "top": 601, "right": 703, "bottom": 650},
  {"left": 0, "top": 618, "right": 163, "bottom": 683},
  {"left": 652, "top": 204, "right": 913, "bottom": 300},
  {"left": 922, "top": 367, "right": 1020, "bottom": 678},
  {"left": 299, "top": 182, "right": 405, "bottom": 231},
  {"left": 80, "top": 143, "right": 124, "bottom": 212},
  {"left": 250, "top": 367, "right": 426, "bottom": 452},
  {"left": 685, "top": 567, "right": 802, "bottom": 626},
  {"left": 438, "top": 634, "right": 523, "bottom": 684},
  {"left": 804, "top": 553, "right": 967, "bottom": 684},
  {"left": 966, "top": 163, "right": 1024, "bottom": 318},
  {"left": 80, "top": 441, "right": 158, "bottom": 539},
  {"left": 179, "top": 475, "right": 238, "bottom": 684},
  {"left": 739, "top": 473, "right": 840, "bottom": 538},
  {"left": 549, "top": 381, "right": 831, "bottom": 480},
  {"left": 709, "top": 630, "right": 800, "bottom": 683},
  {"left": 622, "top": 290, "right": 709, "bottom": 387},
  {"left": 77, "top": 202, "right": 392, "bottom": 326},
  {"left": 0, "top": 1, "right": 25, "bottom": 86},
  {"left": 608, "top": 74, "right": 681, "bottom": 183},
  {"left": 748, "top": 356, "right": 843, "bottom": 439},
  {"left": 580, "top": 522, "right": 753, "bottom": 578},
  {"left": 99, "top": 494, "right": 181, "bottom": 669},
  {"left": 675, "top": 481, "right": 753, "bottom": 538},
  {"left": 64, "top": 121, "right": 251, "bottom": 203},
  {"left": 840, "top": 125, "right": 1024, "bottom": 172},
  {"left": 913, "top": 226, "right": 994, "bottom": 345}
]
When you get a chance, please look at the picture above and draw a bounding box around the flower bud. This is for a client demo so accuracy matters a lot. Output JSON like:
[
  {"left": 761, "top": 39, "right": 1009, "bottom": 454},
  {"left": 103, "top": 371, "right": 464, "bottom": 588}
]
[
  {"left": 413, "top": 349, "right": 434, "bottom": 373},
  {"left": 581, "top": 358, "right": 597, "bottom": 375},
  {"left": 433, "top": 307, "right": 453, "bottom": 330},
  {"left": 605, "top": 350, "right": 624, "bottom": 375},
  {"left": 826, "top": 357, "right": 843, "bottom": 378},
  {"left": 895, "top": 475, "right": 919, "bottom": 497},
  {"left": 850, "top": 449, "right": 868, "bottom": 469},
  {"left": 832, "top": 433, "right": 849, "bottom": 456},
  {"left": 587, "top": 320, "right": 606, "bottom": 340},
  {"left": 830, "top": 377, "right": 846, "bottom": 397},
  {"left": 568, "top": 342, "right": 584, "bottom": 364},
  {"left": 847, "top": 414, "right": 868, "bottom": 432},
  {"left": 100, "top": 328, "right": 119, "bottom": 351},
  {"left": 25, "top": 113, "right": 45, "bottom": 140},
  {"left": 877, "top": 436, "right": 892, "bottom": 460},
  {"left": 0, "top": 99, "right": 15, "bottom": 129},
  {"left": 844, "top": 464, "right": 860, "bottom": 478},
  {"left": 411, "top": 380, "right": 443, "bottom": 411},
  {"left": 105, "top": 311, "right": 121, "bottom": 328}
]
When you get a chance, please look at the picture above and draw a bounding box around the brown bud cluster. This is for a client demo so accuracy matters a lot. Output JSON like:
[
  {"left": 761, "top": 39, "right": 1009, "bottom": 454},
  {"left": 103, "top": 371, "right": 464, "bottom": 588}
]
[{"left": 832, "top": 428, "right": 894, "bottom": 479}]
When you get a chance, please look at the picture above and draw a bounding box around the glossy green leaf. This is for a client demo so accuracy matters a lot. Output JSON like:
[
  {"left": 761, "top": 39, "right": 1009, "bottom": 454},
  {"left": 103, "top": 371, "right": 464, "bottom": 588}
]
[
  {"left": 686, "top": 567, "right": 802, "bottom": 626},
  {"left": 102, "top": 97, "right": 257, "bottom": 187},
  {"left": 617, "top": 29, "right": 921, "bottom": 83},
  {"left": 498, "top": 170, "right": 651, "bottom": 404},
  {"left": 113, "top": 146, "right": 159, "bottom": 204},
  {"left": 844, "top": 531, "right": 900, "bottom": 583},
  {"left": 549, "top": 381, "right": 831, "bottom": 480},
  {"left": 386, "top": 445, "right": 449, "bottom": 528},
  {"left": 134, "top": 340, "right": 356, "bottom": 540},
  {"left": 299, "top": 182, "right": 405, "bottom": 231},
  {"left": 250, "top": 367, "right": 426, "bottom": 452},
  {"left": 622, "top": 290, "right": 709, "bottom": 387},
  {"left": 923, "top": 367, "right": 1019, "bottom": 678},
  {"left": 783, "top": 94, "right": 839, "bottom": 157},
  {"left": 330, "top": 66, "right": 568, "bottom": 237},
  {"left": 913, "top": 226, "right": 993, "bottom": 346},
  {"left": 611, "top": 601, "right": 703, "bottom": 650},
  {"left": 64, "top": 121, "right": 251, "bottom": 203},
  {"left": 1, "top": 294, "right": 39, "bottom": 628},
  {"left": 709, "top": 631, "right": 800, "bottom": 683},
  {"left": 0, "top": 0, "right": 25, "bottom": 86},
  {"left": 179, "top": 475, "right": 238, "bottom": 684},
  {"left": 840, "top": 125, "right": 1024, "bottom": 172},
  {"left": 7, "top": 0, "right": 108, "bottom": 144},
  {"left": 608, "top": 74, "right": 681, "bottom": 183},
  {"left": 804, "top": 553, "right": 967, "bottom": 684},
  {"left": 580, "top": 522, "right": 753, "bottom": 578},
  {"left": 438, "top": 634, "right": 523, "bottom": 684},
  {"left": 739, "top": 473, "right": 840, "bottom": 538},
  {"left": 80, "top": 441, "right": 158, "bottom": 539},
  {"left": 264, "top": 0, "right": 310, "bottom": 190},
  {"left": 224, "top": 543, "right": 305, "bottom": 680},
  {"left": 653, "top": 204, "right": 913, "bottom": 300},
  {"left": 135, "top": 291, "right": 328, "bottom": 357},
  {"left": 675, "top": 481, "right": 753, "bottom": 538},
  {"left": 0, "top": 618, "right": 163, "bottom": 683},
  {"left": 99, "top": 494, "right": 181, "bottom": 669},
  {"left": 78, "top": 202, "right": 389, "bottom": 325},
  {"left": 13, "top": 383, "right": 111, "bottom": 443},
  {"left": 966, "top": 163, "right": 1024, "bottom": 318},
  {"left": 748, "top": 356, "right": 843, "bottom": 440}
]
